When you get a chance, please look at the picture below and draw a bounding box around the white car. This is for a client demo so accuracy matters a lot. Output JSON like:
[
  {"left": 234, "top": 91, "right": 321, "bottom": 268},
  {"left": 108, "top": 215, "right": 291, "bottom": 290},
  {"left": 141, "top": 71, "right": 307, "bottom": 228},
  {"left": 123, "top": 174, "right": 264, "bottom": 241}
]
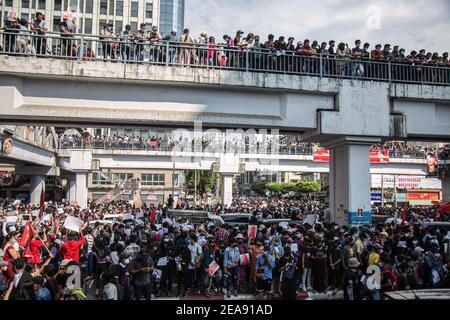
[{"left": 385, "top": 217, "right": 404, "bottom": 225}]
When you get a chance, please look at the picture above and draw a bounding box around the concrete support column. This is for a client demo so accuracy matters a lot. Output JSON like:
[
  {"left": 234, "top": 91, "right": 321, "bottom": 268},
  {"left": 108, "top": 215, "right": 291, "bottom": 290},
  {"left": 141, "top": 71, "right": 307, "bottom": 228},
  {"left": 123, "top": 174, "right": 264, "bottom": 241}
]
[
  {"left": 30, "top": 175, "right": 45, "bottom": 204},
  {"left": 221, "top": 174, "right": 234, "bottom": 207},
  {"left": 442, "top": 176, "right": 450, "bottom": 202},
  {"left": 326, "top": 137, "right": 379, "bottom": 226},
  {"left": 75, "top": 172, "right": 88, "bottom": 208},
  {"left": 68, "top": 177, "right": 77, "bottom": 203}
]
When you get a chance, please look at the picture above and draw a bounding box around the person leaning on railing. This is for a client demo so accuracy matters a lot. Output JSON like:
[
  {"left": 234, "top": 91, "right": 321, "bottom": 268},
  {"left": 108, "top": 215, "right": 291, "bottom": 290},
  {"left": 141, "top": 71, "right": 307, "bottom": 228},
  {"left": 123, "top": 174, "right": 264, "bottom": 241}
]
[{"left": 29, "top": 12, "right": 48, "bottom": 56}]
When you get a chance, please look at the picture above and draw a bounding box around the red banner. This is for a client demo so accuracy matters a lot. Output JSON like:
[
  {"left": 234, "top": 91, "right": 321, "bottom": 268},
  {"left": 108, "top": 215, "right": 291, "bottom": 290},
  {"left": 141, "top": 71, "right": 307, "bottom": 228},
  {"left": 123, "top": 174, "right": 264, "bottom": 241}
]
[
  {"left": 312, "top": 149, "right": 390, "bottom": 163},
  {"left": 369, "top": 149, "right": 390, "bottom": 163},
  {"left": 407, "top": 191, "right": 440, "bottom": 202},
  {"left": 313, "top": 150, "right": 330, "bottom": 162}
]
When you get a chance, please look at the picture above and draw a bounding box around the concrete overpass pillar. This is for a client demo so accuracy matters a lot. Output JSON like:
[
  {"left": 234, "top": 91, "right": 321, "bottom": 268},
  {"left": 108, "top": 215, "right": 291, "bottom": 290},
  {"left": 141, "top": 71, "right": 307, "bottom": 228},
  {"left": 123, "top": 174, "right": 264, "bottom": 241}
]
[
  {"left": 68, "top": 177, "right": 76, "bottom": 203},
  {"left": 30, "top": 175, "right": 45, "bottom": 204},
  {"left": 326, "top": 137, "right": 379, "bottom": 227},
  {"left": 74, "top": 172, "right": 88, "bottom": 208},
  {"left": 443, "top": 176, "right": 450, "bottom": 202},
  {"left": 221, "top": 174, "right": 234, "bottom": 207}
]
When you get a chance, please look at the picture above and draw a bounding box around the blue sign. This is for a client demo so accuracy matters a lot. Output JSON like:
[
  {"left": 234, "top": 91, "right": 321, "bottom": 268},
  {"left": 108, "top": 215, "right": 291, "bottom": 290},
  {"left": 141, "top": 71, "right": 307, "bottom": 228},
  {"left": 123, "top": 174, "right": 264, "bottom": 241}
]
[
  {"left": 348, "top": 211, "right": 372, "bottom": 226},
  {"left": 371, "top": 193, "right": 382, "bottom": 201}
]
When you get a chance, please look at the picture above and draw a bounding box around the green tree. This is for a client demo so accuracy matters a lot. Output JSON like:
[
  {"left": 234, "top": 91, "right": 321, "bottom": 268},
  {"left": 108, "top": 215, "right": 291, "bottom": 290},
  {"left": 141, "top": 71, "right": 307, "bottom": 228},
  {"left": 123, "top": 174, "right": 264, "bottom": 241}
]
[
  {"left": 250, "top": 182, "right": 267, "bottom": 195},
  {"left": 294, "top": 180, "right": 321, "bottom": 196},
  {"left": 266, "top": 182, "right": 295, "bottom": 194},
  {"left": 183, "top": 170, "right": 217, "bottom": 195}
]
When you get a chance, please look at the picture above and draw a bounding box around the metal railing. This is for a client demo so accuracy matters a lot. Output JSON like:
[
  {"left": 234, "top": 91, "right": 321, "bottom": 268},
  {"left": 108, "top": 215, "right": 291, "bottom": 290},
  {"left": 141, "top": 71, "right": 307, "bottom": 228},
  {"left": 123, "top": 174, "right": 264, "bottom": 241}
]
[
  {"left": 1, "top": 30, "right": 449, "bottom": 86},
  {"left": 58, "top": 137, "right": 315, "bottom": 155}
]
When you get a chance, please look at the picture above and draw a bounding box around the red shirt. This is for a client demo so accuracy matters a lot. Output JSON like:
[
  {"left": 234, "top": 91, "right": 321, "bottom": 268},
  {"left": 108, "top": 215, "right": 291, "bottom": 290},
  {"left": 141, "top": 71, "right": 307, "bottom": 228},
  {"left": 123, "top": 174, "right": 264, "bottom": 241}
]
[
  {"left": 58, "top": 232, "right": 85, "bottom": 264},
  {"left": 26, "top": 239, "right": 44, "bottom": 264}
]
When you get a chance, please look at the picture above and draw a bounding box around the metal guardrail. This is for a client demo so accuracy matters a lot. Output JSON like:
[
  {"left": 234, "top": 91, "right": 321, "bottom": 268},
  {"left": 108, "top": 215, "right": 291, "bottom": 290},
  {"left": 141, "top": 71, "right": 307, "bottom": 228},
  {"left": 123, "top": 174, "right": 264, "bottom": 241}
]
[
  {"left": 56, "top": 138, "right": 447, "bottom": 159},
  {"left": 1, "top": 30, "right": 449, "bottom": 86},
  {"left": 58, "top": 138, "right": 315, "bottom": 156}
]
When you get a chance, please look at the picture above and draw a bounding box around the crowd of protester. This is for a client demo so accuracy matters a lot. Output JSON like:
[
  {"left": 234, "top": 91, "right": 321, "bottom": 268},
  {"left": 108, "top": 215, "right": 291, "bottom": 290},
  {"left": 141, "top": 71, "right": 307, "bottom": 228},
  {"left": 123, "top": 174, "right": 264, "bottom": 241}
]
[
  {"left": 1, "top": 195, "right": 450, "bottom": 301},
  {"left": 1, "top": 13, "right": 449, "bottom": 83}
]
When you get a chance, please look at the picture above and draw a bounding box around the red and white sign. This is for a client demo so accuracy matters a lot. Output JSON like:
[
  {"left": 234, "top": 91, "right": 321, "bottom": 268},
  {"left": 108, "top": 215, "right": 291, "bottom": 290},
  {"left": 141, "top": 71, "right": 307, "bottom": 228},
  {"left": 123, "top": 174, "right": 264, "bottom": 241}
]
[
  {"left": 313, "top": 149, "right": 330, "bottom": 162},
  {"left": 407, "top": 191, "right": 440, "bottom": 202},
  {"left": 312, "top": 149, "right": 390, "bottom": 163},
  {"left": 369, "top": 149, "right": 390, "bottom": 163},
  {"left": 208, "top": 261, "right": 220, "bottom": 276},
  {"left": 248, "top": 225, "right": 257, "bottom": 239},
  {"left": 240, "top": 254, "right": 250, "bottom": 266}
]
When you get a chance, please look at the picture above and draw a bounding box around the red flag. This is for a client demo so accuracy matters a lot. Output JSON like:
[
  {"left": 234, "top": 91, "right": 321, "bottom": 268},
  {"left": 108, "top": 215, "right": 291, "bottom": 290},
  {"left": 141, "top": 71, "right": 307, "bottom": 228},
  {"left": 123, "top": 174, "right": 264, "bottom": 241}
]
[
  {"left": 149, "top": 208, "right": 157, "bottom": 224},
  {"left": 39, "top": 182, "right": 45, "bottom": 219},
  {"left": 19, "top": 222, "right": 35, "bottom": 248},
  {"left": 401, "top": 209, "right": 407, "bottom": 225}
]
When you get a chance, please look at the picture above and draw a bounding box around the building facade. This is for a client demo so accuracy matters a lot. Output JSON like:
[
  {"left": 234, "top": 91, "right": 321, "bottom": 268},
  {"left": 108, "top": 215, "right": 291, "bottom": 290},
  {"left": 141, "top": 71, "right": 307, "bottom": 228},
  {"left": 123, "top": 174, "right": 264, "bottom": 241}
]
[{"left": 0, "top": 0, "right": 185, "bottom": 37}]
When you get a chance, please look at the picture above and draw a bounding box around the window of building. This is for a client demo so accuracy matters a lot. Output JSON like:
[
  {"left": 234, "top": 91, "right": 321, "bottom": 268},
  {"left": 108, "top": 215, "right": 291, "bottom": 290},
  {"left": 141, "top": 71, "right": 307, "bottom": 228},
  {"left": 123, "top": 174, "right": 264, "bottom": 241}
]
[
  {"left": 141, "top": 174, "right": 165, "bottom": 186},
  {"left": 22, "top": 0, "right": 30, "bottom": 8},
  {"left": 100, "top": 0, "right": 108, "bottom": 15},
  {"left": 84, "top": 0, "right": 93, "bottom": 14},
  {"left": 38, "top": 0, "right": 46, "bottom": 9},
  {"left": 45, "top": 177, "right": 57, "bottom": 185},
  {"left": 130, "top": 22, "right": 137, "bottom": 31},
  {"left": 115, "top": 20, "right": 123, "bottom": 34},
  {"left": 173, "top": 174, "right": 179, "bottom": 187},
  {"left": 5, "top": 0, "right": 14, "bottom": 6},
  {"left": 52, "top": 17, "right": 61, "bottom": 31},
  {"left": 130, "top": 2, "right": 138, "bottom": 17},
  {"left": 54, "top": 0, "right": 62, "bottom": 11},
  {"left": 109, "top": 0, "right": 114, "bottom": 15},
  {"left": 99, "top": 19, "right": 107, "bottom": 33},
  {"left": 112, "top": 173, "right": 134, "bottom": 183},
  {"left": 145, "top": 2, "right": 153, "bottom": 19},
  {"left": 116, "top": 0, "right": 124, "bottom": 16},
  {"left": 84, "top": 18, "right": 92, "bottom": 34},
  {"left": 92, "top": 172, "right": 110, "bottom": 185}
]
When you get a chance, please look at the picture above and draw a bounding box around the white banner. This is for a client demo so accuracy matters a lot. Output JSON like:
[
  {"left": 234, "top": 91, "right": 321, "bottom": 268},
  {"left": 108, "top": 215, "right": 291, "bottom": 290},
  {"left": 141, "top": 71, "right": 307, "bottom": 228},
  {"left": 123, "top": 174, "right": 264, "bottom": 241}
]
[
  {"left": 371, "top": 174, "right": 441, "bottom": 189},
  {"left": 63, "top": 216, "right": 83, "bottom": 233}
]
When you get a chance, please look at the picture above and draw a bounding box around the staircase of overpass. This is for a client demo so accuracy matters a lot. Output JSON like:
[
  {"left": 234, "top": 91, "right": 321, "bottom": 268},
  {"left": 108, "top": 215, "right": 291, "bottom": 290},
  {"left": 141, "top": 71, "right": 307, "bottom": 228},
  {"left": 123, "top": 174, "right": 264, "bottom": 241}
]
[{"left": 93, "top": 169, "right": 141, "bottom": 204}]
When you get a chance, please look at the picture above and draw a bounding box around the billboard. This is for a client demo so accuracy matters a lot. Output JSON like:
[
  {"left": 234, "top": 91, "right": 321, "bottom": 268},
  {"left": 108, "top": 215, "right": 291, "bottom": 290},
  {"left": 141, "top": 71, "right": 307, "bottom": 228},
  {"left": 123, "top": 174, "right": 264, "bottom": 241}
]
[
  {"left": 312, "top": 149, "right": 389, "bottom": 163},
  {"left": 371, "top": 174, "right": 442, "bottom": 190},
  {"left": 407, "top": 191, "right": 440, "bottom": 202}
]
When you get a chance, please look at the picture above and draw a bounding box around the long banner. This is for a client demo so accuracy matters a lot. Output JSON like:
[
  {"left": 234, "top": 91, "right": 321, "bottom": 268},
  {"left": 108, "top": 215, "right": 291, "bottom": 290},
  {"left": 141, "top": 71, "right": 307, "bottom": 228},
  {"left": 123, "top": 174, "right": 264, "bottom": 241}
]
[{"left": 312, "top": 149, "right": 390, "bottom": 163}]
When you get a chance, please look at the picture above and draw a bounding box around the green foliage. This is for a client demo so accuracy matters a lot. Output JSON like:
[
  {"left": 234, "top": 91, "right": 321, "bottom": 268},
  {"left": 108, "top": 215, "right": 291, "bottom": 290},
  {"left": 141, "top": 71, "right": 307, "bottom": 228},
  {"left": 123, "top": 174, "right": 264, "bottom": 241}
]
[
  {"left": 265, "top": 182, "right": 295, "bottom": 194},
  {"left": 294, "top": 180, "right": 321, "bottom": 194},
  {"left": 250, "top": 182, "right": 267, "bottom": 195},
  {"left": 183, "top": 170, "right": 217, "bottom": 195}
]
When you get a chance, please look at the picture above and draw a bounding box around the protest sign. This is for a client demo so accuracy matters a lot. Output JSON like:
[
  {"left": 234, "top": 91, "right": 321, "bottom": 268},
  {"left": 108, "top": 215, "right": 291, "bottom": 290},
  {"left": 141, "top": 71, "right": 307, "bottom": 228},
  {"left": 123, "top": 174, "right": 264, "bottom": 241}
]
[
  {"left": 248, "top": 225, "right": 258, "bottom": 239},
  {"left": 208, "top": 261, "right": 220, "bottom": 276},
  {"left": 63, "top": 216, "right": 83, "bottom": 233},
  {"left": 240, "top": 253, "right": 250, "bottom": 266},
  {"left": 157, "top": 257, "right": 168, "bottom": 267}
]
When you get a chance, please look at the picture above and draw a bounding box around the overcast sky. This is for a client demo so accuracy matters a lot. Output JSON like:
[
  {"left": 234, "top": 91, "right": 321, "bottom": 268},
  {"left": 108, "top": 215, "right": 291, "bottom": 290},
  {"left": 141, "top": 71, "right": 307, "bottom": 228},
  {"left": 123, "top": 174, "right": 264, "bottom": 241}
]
[{"left": 185, "top": 0, "right": 450, "bottom": 54}]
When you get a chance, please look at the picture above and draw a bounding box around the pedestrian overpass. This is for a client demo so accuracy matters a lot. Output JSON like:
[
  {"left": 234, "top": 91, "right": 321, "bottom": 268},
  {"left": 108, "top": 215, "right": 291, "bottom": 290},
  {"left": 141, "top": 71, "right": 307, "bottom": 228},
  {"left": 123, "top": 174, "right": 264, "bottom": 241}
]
[{"left": 1, "top": 53, "right": 449, "bottom": 226}]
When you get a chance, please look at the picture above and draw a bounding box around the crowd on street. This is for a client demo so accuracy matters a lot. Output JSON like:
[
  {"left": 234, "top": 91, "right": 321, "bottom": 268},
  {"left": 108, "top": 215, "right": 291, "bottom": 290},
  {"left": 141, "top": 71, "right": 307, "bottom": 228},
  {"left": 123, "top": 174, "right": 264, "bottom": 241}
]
[
  {"left": 1, "top": 196, "right": 450, "bottom": 301},
  {"left": 1, "top": 12, "right": 449, "bottom": 83}
]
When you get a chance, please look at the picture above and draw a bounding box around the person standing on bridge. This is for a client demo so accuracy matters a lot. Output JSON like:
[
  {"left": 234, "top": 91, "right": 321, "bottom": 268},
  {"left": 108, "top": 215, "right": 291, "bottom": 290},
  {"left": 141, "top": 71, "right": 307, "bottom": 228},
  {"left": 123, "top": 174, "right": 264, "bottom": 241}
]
[{"left": 30, "top": 12, "right": 48, "bottom": 56}]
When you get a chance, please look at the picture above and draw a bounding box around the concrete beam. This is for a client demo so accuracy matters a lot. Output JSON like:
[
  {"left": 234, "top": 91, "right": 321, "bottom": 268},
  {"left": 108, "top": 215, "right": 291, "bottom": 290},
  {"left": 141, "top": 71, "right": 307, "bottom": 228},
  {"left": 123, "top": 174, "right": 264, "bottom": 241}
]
[{"left": 15, "top": 166, "right": 60, "bottom": 176}]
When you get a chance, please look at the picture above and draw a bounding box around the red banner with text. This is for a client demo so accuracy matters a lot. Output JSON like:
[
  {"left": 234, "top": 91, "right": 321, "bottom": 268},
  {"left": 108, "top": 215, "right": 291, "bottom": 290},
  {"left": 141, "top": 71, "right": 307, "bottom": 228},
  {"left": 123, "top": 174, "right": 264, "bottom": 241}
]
[{"left": 312, "top": 149, "right": 390, "bottom": 163}]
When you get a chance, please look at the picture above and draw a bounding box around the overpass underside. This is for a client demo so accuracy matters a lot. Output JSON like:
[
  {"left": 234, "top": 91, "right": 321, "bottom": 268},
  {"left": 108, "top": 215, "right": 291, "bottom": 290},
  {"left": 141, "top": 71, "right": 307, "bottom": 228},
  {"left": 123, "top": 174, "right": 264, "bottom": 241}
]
[{"left": 1, "top": 56, "right": 450, "bottom": 225}]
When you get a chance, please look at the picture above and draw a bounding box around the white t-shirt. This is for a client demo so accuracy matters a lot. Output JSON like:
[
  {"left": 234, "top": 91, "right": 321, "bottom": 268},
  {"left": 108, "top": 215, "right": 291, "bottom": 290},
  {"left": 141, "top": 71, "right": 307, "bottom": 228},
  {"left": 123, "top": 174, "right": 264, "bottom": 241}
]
[
  {"left": 103, "top": 283, "right": 118, "bottom": 300},
  {"left": 187, "top": 243, "right": 202, "bottom": 270}
]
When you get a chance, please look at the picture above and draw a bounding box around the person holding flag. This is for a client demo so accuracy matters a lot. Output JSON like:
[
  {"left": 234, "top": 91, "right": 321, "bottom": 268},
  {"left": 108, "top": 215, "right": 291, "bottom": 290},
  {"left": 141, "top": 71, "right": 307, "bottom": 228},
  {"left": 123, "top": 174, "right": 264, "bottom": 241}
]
[{"left": 149, "top": 207, "right": 157, "bottom": 225}]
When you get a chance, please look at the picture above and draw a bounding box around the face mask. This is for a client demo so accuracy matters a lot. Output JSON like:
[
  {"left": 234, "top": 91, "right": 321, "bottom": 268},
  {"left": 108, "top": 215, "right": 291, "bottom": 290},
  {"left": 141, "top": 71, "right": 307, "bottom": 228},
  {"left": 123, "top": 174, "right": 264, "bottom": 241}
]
[
  {"left": 163, "top": 239, "right": 169, "bottom": 243},
  {"left": 124, "top": 258, "right": 130, "bottom": 264}
]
